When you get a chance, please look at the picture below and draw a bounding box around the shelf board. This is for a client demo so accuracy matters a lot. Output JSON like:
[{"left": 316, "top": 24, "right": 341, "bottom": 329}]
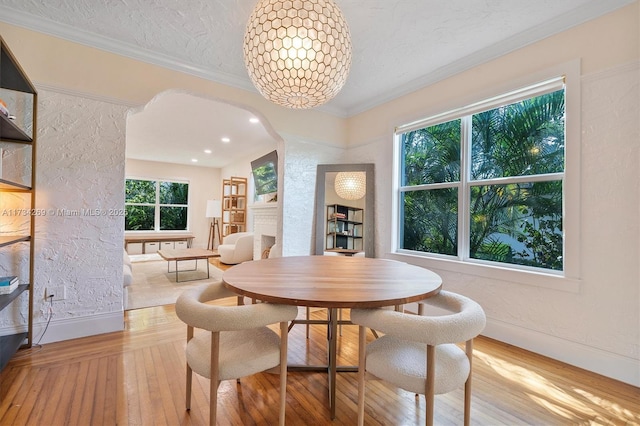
[
  {"left": 0, "top": 178, "right": 32, "bottom": 191},
  {"left": 1, "top": 37, "right": 37, "bottom": 94},
  {"left": 0, "top": 331, "right": 28, "bottom": 371},
  {"left": 329, "top": 219, "right": 363, "bottom": 225},
  {"left": 0, "top": 114, "right": 32, "bottom": 143},
  {"left": 0, "top": 235, "right": 30, "bottom": 247},
  {"left": 325, "top": 249, "right": 363, "bottom": 255},
  {"left": 328, "top": 233, "right": 363, "bottom": 238},
  {"left": 0, "top": 283, "right": 28, "bottom": 311}
]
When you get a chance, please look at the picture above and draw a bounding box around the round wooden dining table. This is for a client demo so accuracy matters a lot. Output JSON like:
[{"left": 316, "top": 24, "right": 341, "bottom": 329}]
[{"left": 222, "top": 255, "right": 442, "bottom": 419}]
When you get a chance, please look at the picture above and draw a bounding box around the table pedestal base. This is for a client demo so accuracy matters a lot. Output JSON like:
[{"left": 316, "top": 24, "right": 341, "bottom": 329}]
[{"left": 287, "top": 308, "right": 356, "bottom": 420}]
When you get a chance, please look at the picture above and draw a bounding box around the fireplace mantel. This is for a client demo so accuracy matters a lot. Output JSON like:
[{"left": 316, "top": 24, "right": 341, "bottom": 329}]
[{"left": 251, "top": 202, "right": 278, "bottom": 210}]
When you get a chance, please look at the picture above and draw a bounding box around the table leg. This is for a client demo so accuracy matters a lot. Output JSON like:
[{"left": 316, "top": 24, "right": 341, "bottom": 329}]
[
  {"left": 166, "top": 258, "right": 209, "bottom": 283},
  {"left": 286, "top": 307, "right": 355, "bottom": 419},
  {"left": 328, "top": 307, "right": 338, "bottom": 420}
]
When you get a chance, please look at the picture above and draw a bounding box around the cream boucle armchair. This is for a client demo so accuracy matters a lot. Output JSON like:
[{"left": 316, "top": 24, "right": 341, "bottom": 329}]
[
  {"left": 217, "top": 232, "right": 254, "bottom": 264},
  {"left": 351, "top": 290, "right": 486, "bottom": 426},
  {"left": 175, "top": 282, "right": 298, "bottom": 425}
]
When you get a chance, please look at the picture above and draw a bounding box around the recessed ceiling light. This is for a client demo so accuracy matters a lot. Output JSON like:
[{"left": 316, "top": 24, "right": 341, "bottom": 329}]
[
  {"left": 191, "top": 158, "right": 198, "bottom": 162},
  {"left": 249, "top": 117, "right": 259, "bottom": 124},
  {"left": 204, "top": 149, "right": 212, "bottom": 154},
  {"left": 221, "top": 137, "right": 231, "bottom": 143}
]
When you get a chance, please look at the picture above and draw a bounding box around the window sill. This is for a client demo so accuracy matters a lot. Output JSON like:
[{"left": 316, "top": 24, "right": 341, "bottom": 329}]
[
  {"left": 124, "top": 231, "right": 193, "bottom": 236},
  {"left": 389, "top": 251, "right": 581, "bottom": 293}
]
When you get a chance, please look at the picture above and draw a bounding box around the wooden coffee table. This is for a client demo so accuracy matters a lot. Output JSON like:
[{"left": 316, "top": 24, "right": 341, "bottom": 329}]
[{"left": 157, "top": 248, "right": 220, "bottom": 282}]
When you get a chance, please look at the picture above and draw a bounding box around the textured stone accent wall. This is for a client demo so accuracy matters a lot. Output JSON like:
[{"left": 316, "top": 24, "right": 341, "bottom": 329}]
[
  {"left": 0, "top": 89, "right": 128, "bottom": 339},
  {"left": 281, "top": 137, "right": 344, "bottom": 256}
]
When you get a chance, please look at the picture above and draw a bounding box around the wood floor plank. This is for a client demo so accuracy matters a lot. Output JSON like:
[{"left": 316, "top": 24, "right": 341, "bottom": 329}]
[
  {"left": 9, "top": 366, "right": 45, "bottom": 425},
  {"left": 22, "top": 368, "right": 53, "bottom": 425},
  {"left": 51, "top": 362, "right": 80, "bottom": 426},
  {"left": 0, "top": 303, "right": 638, "bottom": 425},
  {"left": 114, "top": 354, "right": 129, "bottom": 426},
  {"left": 0, "top": 363, "right": 29, "bottom": 422}
]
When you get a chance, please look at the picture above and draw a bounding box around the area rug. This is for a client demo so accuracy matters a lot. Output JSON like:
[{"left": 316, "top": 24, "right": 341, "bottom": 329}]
[{"left": 126, "top": 257, "right": 224, "bottom": 310}]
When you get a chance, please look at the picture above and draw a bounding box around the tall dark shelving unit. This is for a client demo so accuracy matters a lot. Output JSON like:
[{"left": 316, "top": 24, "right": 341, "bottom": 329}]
[
  {"left": 0, "top": 36, "right": 37, "bottom": 372},
  {"left": 325, "top": 204, "right": 364, "bottom": 255}
]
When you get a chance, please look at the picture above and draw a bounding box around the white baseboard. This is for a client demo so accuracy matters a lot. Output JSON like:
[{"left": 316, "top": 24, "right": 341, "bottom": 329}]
[
  {"left": 33, "top": 311, "right": 125, "bottom": 345},
  {"left": 403, "top": 303, "right": 638, "bottom": 387},
  {"left": 484, "top": 319, "right": 639, "bottom": 387},
  {"left": 6, "top": 306, "right": 638, "bottom": 388}
]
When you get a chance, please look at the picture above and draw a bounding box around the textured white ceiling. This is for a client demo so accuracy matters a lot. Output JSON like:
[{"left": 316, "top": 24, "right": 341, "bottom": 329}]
[
  {"left": 126, "top": 91, "right": 278, "bottom": 168},
  {"left": 0, "top": 0, "right": 633, "bottom": 167}
]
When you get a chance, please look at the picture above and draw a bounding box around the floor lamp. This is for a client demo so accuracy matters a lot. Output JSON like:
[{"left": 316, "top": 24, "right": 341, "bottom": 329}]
[{"left": 206, "top": 200, "right": 222, "bottom": 250}]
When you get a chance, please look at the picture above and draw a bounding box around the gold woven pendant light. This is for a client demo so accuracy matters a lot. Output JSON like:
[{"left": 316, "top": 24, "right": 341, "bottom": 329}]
[
  {"left": 243, "top": 0, "right": 352, "bottom": 109},
  {"left": 334, "top": 171, "right": 366, "bottom": 200}
]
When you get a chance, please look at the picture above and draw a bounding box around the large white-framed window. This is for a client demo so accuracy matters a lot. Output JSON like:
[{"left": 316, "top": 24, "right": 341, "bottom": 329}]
[
  {"left": 393, "top": 62, "right": 581, "bottom": 289},
  {"left": 125, "top": 178, "right": 190, "bottom": 231}
]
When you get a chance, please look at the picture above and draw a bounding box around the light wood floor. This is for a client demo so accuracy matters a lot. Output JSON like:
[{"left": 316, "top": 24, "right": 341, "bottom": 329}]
[{"left": 1, "top": 301, "right": 638, "bottom": 425}]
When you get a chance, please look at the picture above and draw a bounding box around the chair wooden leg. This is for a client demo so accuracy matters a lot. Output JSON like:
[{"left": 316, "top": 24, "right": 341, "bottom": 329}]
[
  {"left": 306, "top": 307, "right": 310, "bottom": 338},
  {"left": 464, "top": 339, "right": 474, "bottom": 426},
  {"left": 425, "top": 345, "right": 435, "bottom": 426},
  {"left": 357, "top": 325, "right": 366, "bottom": 426},
  {"left": 279, "top": 321, "right": 288, "bottom": 426},
  {"left": 186, "top": 364, "right": 192, "bottom": 410},
  {"left": 210, "top": 331, "right": 220, "bottom": 426},
  {"left": 186, "top": 326, "right": 194, "bottom": 410}
]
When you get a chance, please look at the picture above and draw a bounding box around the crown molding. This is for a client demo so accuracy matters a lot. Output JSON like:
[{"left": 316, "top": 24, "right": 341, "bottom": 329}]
[
  {"left": 34, "top": 82, "right": 142, "bottom": 108},
  {"left": 0, "top": 7, "right": 254, "bottom": 91},
  {"left": 1, "top": 0, "right": 632, "bottom": 119}
]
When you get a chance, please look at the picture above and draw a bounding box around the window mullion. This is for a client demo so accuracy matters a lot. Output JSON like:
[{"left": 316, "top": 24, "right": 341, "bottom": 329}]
[
  {"left": 469, "top": 172, "right": 564, "bottom": 186},
  {"left": 459, "top": 115, "right": 472, "bottom": 261},
  {"left": 155, "top": 181, "right": 161, "bottom": 231}
]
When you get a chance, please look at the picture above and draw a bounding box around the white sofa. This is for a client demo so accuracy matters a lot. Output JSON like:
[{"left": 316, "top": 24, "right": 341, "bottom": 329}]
[
  {"left": 123, "top": 250, "right": 133, "bottom": 309},
  {"left": 218, "top": 232, "right": 254, "bottom": 265}
]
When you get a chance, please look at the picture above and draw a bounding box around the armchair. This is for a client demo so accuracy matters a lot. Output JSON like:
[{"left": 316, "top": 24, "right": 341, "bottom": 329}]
[
  {"left": 217, "top": 232, "right": 254, "bottom": 264},
  {"left": 351, "top": 290, "right": 486, "bottom": 426},
  {"left": 175, "top": 282, "right": 298, "bottom": 425}
]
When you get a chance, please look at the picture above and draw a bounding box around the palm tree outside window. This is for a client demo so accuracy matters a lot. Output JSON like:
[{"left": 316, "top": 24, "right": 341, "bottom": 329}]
[{"left": 397, "top": 77, "right": 565, "bottom": 272}]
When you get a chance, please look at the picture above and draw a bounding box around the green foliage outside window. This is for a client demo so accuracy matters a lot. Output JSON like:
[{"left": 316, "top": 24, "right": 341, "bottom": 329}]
[
  {"left": 125, "top": 205, "right": 154, "bottom": 231},
  {"left": 125, "top": 179, "right": 189, "bottom": 231},
  {"left": 160, "top": 206, "right": 188, "bottom": 231},
  {"left": 400, "top": 89, "right": 565, "bottom": 271},
  {"left": 125, "top": 179, "right": 156, "bottom": 203},
  {"left": 160, "top": 181, "right": 188, "bottom": 204}
]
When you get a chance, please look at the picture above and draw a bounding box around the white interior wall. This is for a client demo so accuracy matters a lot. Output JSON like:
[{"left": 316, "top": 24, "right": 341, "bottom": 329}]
[
  {"left": 345, "top": 5, "right": 640, "bottom": 386},
  {"left": 281, "top": 136, "right": 345, "bottom": 257}
]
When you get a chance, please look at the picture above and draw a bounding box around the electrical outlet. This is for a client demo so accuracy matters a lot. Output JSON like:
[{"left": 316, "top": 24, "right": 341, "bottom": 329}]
[{"left": 45, "top": 286, "right": 66, "bottom": 301}]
